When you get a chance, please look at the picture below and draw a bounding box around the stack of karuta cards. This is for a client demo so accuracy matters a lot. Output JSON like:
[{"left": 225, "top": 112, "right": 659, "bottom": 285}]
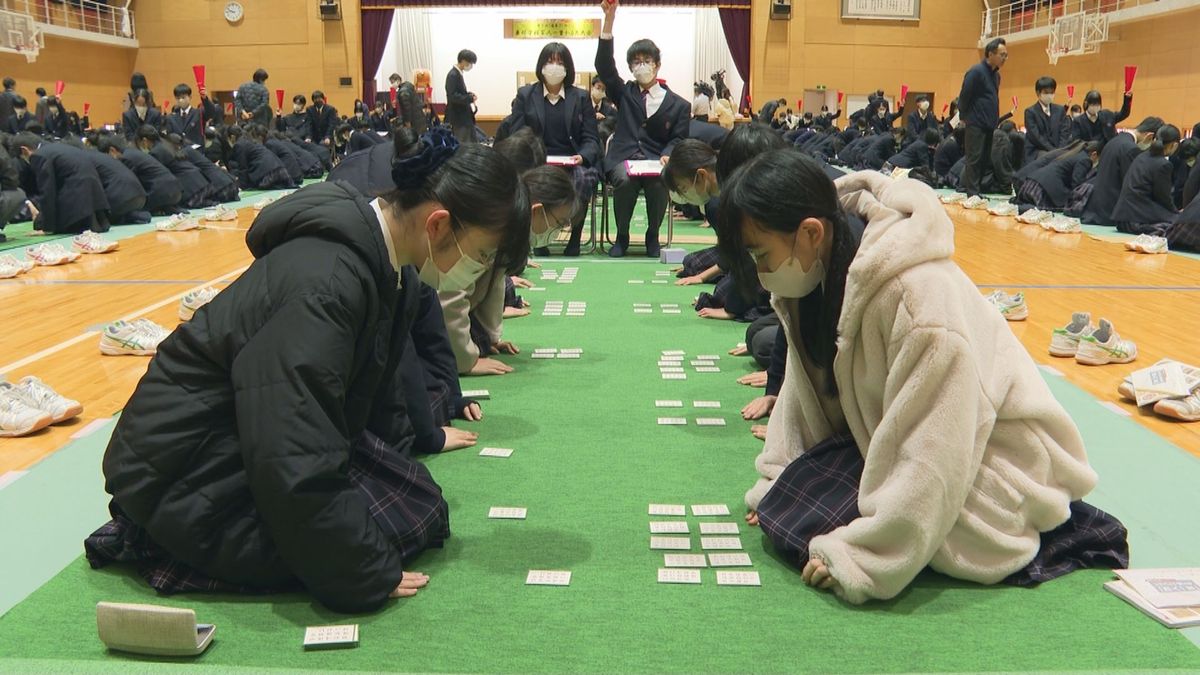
[
  {"left": 654, "top": 399, "right": 726, "bottom": 427},
  {"left": 557, "top": 267, "right": 578, "bottom": 284},
  {"left": 690, "top": 354, "right": 721, "bottom": 374},
  {"left": 651, "top": 270, "right": 669, "bottom": 285},
  {"left": 532, "top": 347, "right": 584, "bottom": 360},
  {"left": 659, "top": 350, "right": 686, "bottom": 380},
  {"left": 647, "top": 503, "right": 760, "bottom": 586}
]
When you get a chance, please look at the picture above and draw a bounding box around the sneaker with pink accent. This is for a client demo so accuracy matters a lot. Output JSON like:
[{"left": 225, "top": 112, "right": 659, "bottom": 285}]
[
  {"left": 0, "top": 253, "right": 33, "bottom": 278},
  {"left": 26, "top": 243, "right": 80, "bottom": 266},
  {"left": 72, "top": 231, "right": 119, "bottom": 254},
  {"left": 156, "top": 214, "right": 202, "bottom": 231}
]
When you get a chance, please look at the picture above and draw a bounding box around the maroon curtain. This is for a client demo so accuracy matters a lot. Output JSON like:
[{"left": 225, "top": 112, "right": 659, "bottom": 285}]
[
  {"left": 718, "top": 8, "right": 751, "bottom": 113},
  {"left": 361, "top": 8, "right": 395, "bottom": 104},
  {"left": 364, "top": 1, "right": 749, "bottom": 6}
]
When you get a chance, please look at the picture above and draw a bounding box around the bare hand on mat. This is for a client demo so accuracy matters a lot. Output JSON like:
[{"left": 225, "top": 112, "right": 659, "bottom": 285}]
[
  {"left": 737, "top": 371, "right": 768, "bottom": 388},
  {"left": 741, "top": 395, "right": 776, "bottom": 420},
  {"left": 729, "top": 344, "right": 749, "bottom": 356},
  {"left": 698, "top": 307, "right": 732, "bottom": 320},
  {"left": 461, "top": 402, "right": 483, "bottom": 422},
  {"left": 802, "top": 558, "right": 840, "bottom": 593},
  {"left": 745, "top": 511, "right": 759, "bottom": 527},
  {"left": 389, "top": 572, "right": 430, "bottom": 598},
  {"left": 503, "top": 307, "right": 530, "bottom": 318},
  {"left": 675, "top": 275, "right": 704, "bottom": 286},
  {"left": 471, "top": 357, "right": 513, "bottom": 376},
  {"left": 750, "top": 424, "right": 767, "bottom": 440},
  {"left": 511, "top": 275, "right": 535, "bottom": 289},
  {"left": 441, "top": 427, "right": 478, "bottom": 452},
  {"left": 494, "top": 340, "right": 520, "bottom": 355}
]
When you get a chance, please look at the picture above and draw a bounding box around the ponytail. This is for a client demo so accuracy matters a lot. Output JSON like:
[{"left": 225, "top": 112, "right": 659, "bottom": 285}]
[{"left": 1149, "top": 124, "right": 1180, "bottom": 157}]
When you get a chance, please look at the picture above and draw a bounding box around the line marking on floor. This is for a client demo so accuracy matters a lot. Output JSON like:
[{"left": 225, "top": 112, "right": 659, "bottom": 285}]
[
  {"left": 1099, "top": 401, "right": 1133, "bottom": 417},
  {"left": 976, "top": 284, "right": 1200, "bottom": 291},
  {"left": 1038, "top": 364, "right": 1065, "bottom": 377},
  {"left": 0, "top": 265, "right": 248, "bottom": 377},
  {"left": 69, "top": 418, "right": 111, "bottom": 440},
  {"left": 0, "top": 472, "right": 27, "bottom": 491}
]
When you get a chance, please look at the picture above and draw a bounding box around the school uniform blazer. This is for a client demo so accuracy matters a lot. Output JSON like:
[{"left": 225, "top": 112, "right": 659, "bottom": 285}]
[
  {"left": 279, "top": 112, "right": 311, "bottom": 140},
  {"left": 41, "top": 112, "right": 70, "bottom": 138},
  {"left": 78, "top": 149, "right": 146, "bottom": 211},
  {"left": 183, "top": 147, "right": 238, "bottom": 194},
  {"left": 117, "top": 147, "right": 182, "bottom": 208},
  {"left": 444, "top": 67, "right": 475, "bottom": 131},
  {"left": 6, "top": 113, "right": 32, "bottom": 134},
  {"left": 438, "top": 265, "right": 507, "bottom": 374},
  {"left": 747, "top": 171, "right": 1096, "bottom": 604},
  {"left": 264, "top": 138, "right": 304, "bottom": 183},
  {"left": 306, "top": 105, "right": 339, "bottom": 143},
  {"left": 29, "top": 143, "right": 109, "bottom": 233},
  {"left": 887, "top": 139, "right": 933, "bottom": 170},
  {"left": 594, "top": 38, "right": 691, "bottom": 172},
  {"left": 1111, "top": 152, "right": 1179, "bottom": 226},
  {"left": 933, "top": 137, "right": 962, "bottom": 178},
  {"left": 150, "top": 143, "right": 209, "bottom": 201},
  {"left": 1028, "top": 152, "right": 1092, "bottom": 209},
  {"left": 0, "top": 90, "right": 14, "bottom": 123},
  {"left": 230, "top": 139, "right": 288, "bottom": 189},
  {"left": 859, "top": 134, "right": 897, "bottom": 170},
  {"left": 904, "top": 111, "right": 937, "bottom": 144},
  {"left": 688, "top": 119, "right": 728, "bottom": 150},
  {"left": 122, "top": 107, "right": 163, "bottom": 140},
  {"left": 1023, "top": 103, "right": 1070, "bottom": 163},
  {"left": 165, "top": 106, "right": 214, "bottom": 147},
  {"left": 867, "top": 112, "right": 901, "bottom": 135},
  {"left": 1071, "top": 94, "right": 1132, "bottom": 145},
  {"left": 596, "top": 98, "right": 618, "bottom": 120},
  {"left": 1184, "top": 160, "right": 1200, "bottom": 210},
  {"left": 508, "top": 83, "right": 601, "bottom": 168},
  {"left": 1080, "top": 133, "right": 1140, "bottom": 226}
]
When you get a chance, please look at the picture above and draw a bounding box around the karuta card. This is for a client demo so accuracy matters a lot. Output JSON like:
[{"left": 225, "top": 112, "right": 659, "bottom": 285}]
[
  {"left": 628, "top": 279, "right": 645, "bottom": 284},
  {"left": 650, "top": 521, "right": 690, "bottom": 534},
  {"left": 651, "top": 280, "right": 668, "bottom": 285},
  {"left": 708, "top": 553, "right": 753, "bottom": 567},
  {"left": 662, "top": 373, "right": 687, "bottom": 380},
  {"left": 657, "top": 360, "right": 681, "bottom": 367},
  {"left": 699, "top": 522, "right": 740, "bottom": 535},
  {"left": 479, "top": 447, "right": 514, "bottom": 458},
  {"left": 659, "top": 367, "right": 685, "bottom": 373},
  {"left": 649, "top": 503, "right": 686, "bottom": 516},
  {"left": 556, "top": 353, "right": 581, "bottom": 359},
  {"left": 696, "top": 417, "right": 727, "bottom": 427},
  {"left": 693, "top": 401, "right": 721, "bottom": 408},
  {"left": 664, "top": 554, "right": 708, "bottom": 568},
  {"left": 716, "top": 571, "right": 761, "bottom": 587},
  {"left": 532, "top": 348, "right": 557, "bottom": 354},
  {"left": 695, "top": 367, "right": 721, "bottom": 373},
  {"left": 655, "top": 270, "right": 670, "bottom": 276},
  {"left": 696, "top": 355, "right": 720, "bottom": 361},
  {"left": 658, "top": 568, "right": 701, "bottom": 584},
  {"left": 655, "top": 400, "right": 684, "bottom": 408},
  {"left": 462, "top": 389, "right": 490, "bottom": 399},
  {"left": 526, "top": 570, "right": 571, "bottom": 586},
  {"left": 662, "top": 309, "right": 681, "bottom": 314},
  {"left": 634, "top": 308, "right": 653, "bottom": 314},
  {"left": 650, "top": 536, "right": 692, "bottom": 550},
  {"left": 691, "top": 360, "right": 716, "bottom": 367},
  {"left": 559, "top": 348, "right": 583, "bottom": 354},
  {"left": 701, "top": 537, "right": 743, "bottom": 550},
  {"left": 662, "top": 350, "right": 686, "bottom": 356},
  {"left": 532, "top": 352, "right": 556, "bottom": 359},
  {"left": 691, "top": 504, "right": 731, "bottom": 517},
  {"left": 488, "top": 507, "right": 527, "bottom": 519},
  {"left": 657, "top": 417, "right": 687, "bottom": 425},
  {"left": 303, "top": 624, "right": 359, "bottom": 650}
]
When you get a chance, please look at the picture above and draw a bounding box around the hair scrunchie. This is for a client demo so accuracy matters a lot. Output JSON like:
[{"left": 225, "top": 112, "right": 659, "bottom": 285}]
[{"left": 391, "top": 127, "right": 459, "bottom": 191}]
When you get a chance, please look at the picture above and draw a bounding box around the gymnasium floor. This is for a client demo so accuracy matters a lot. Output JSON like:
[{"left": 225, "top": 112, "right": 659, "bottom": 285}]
[{"left": 1, "top": 183, "right": 1199, "bottom": 672}]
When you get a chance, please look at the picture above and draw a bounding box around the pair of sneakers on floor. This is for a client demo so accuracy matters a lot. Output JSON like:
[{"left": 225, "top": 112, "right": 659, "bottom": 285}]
[
  {"left": 0, "top": 377, "right": 82, "bottom": 438},
  {"left": 1050, "top": 312, "right": 1137, "bottom": 365},
  {"left": 1117, "top": 359, "right": 1200, "bottom": 422}
]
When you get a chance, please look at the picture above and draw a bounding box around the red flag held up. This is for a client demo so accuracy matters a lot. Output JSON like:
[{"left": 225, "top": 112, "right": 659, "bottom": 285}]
[{"left": 1124, "top": 65, "right": 1137, "bottom": 93}]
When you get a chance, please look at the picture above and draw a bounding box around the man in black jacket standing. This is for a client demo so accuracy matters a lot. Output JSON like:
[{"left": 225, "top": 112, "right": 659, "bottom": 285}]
[
  {"left": 444, "top": 49, "right": 478, "bottom": 143},
  {"left": 958, "top": 37, "right": 1007, "bottom": 197},
  {"left": 595, "top": 0, "right": 690, "bottom": 257}
]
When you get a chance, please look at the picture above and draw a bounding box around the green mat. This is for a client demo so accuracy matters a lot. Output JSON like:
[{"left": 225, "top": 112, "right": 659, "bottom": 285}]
[
  {"left": 1, "top": 258, "right": 1198, "bottom": 673},
  {"left": 0, "top": 222, "right": 72, "bottom": 252}
]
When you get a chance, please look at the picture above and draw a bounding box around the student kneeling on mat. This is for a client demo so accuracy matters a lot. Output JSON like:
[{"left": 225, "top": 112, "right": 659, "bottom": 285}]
[
  {"left": 84, "top": 129, "right": 530, "bottom": 613},
  {"left": 716, "top": 151, "right": 1129, "bottom": 604}
]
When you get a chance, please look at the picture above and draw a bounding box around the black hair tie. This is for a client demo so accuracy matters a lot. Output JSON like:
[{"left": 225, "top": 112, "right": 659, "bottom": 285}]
[{"left": 391, "top": 127, "right": 459, "bottom": 191}]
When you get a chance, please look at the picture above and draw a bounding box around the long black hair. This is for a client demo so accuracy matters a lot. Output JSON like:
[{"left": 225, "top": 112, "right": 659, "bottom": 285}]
[
  {"left": 715, "top": 122, "right": 786, "bottom": 182},
  {"left": 662, "top": 139, "right": 716, "bottom": 193},
  {"left": 716, "top": 149, "right": 860, "bottom": 391},
  {"left": 1149, "top": 125, "right": 1181, "bottom": 158},
  {"left": 383, "top": 128, "right": 531, "bottom": 275},
  {"left": 492, "top": 128, "right": 546, "bottom": 174},
  {"left": 535, "top": 42, "right": 575, "bottom": 87},
  {"left": 522, "top": 164, "right": 576, "bottom": 218}
]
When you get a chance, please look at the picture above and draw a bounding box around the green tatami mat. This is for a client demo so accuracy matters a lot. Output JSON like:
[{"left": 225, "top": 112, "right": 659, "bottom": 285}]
[
  {"left": 0, "top": 222, "right": 72, "bottom": 252},
  {"left": 1, "top": 259, "right": 1199, "bottom": 672}
]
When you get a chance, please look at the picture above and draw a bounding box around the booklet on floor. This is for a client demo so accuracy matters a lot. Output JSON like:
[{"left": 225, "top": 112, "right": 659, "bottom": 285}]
[{"left": 1105, "top": 568, "right": 1200, "bottom": 629}]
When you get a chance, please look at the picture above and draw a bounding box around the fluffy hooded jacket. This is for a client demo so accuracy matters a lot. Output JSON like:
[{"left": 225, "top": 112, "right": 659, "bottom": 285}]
[{"left": 745, "top": 171, "right": 1098, "bottom": 604}]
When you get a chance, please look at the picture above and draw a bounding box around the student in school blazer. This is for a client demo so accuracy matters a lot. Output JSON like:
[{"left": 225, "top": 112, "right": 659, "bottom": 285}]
[
  {"left": 1023, "top": 101, "right": 1070, "bottom": 163},
  {"left": 444, "top": 66, "right": 476, "bottom": 142},
  {"left": 166, "top": 98, "right": 222, "bottom": 147},
  {"left": 507, "top": 81, "right": 601, "bottom": 168}
]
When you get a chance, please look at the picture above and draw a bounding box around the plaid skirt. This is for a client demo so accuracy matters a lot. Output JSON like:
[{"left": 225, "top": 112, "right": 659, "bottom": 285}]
[
  {"left": 84, "top": 431, "right": 450, "bottom": 596},
  {"left": 679, "top": 246, "right": 722, "bottom": 279},
  {"left": 1166, "top": 216, "right": 1200, "bottom": 252},
  {"left": 1064, "top": 182, "right": 1094, "bottom": 218},
  {"left": 757, "top": 435, "right": 1129, "bottom": 588},
  {"left": 1017, "top": 179, "right": 1049, "bottom": 210}
]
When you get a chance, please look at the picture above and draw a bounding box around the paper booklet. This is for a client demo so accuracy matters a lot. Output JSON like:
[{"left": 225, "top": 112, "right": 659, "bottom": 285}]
[
  {"left": 1105, "top": 569, "right": 1200, "bottom": 629},
  {"left": 1128, "top": 360, "right": 1200, "bottom": 408},
  {"left": 625, "top": 159, "right": 663, "bottom": 177},
  {"left": 547, "top": 155, "right": 581, "bottom": 166}
]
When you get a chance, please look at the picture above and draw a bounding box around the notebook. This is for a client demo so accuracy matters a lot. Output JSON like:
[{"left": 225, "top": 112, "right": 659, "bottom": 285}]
[{"left": 1104, "top": 569, "right": 1200, "bottom": 629}]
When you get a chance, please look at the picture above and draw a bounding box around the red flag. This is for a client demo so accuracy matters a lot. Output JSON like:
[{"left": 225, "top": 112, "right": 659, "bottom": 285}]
[
  {"left": 275, "top": 89, "right": 285, "bottom": 110},
  {"left": 797, "top": 99, "right": 803, "bottom": 111},
  {"left": 192, "top": 65, "right": 206, "bottom": 94},
  {"left": 942, "top": 103, "right": 949, "bottom": 115},
  {"left": 898, "top": 84, "right": 908, "bottom": 103},
  {"left": 83, "top": 102, "right": 90, "bottom": 117},
  {"left": 163, "top": 99, "right": 171, "bottom": 113},
  {"left": 389, "top": 87, "right": 397, "bottom": 107},
  {"left": 1066, "top": 84, "right": 1075, "bottom": 99},
  {"left": 54, "top": 80, "right": 64, "bottom": 96},
  {"left": 1123, "top": 65, "right": 1137, "bottom": 93},
  {"left": 1011, "top": 95, "right": 1019, "bottom": 109},
  {"left": 837, "top": 90, "right": 844, "bottom": 105}
]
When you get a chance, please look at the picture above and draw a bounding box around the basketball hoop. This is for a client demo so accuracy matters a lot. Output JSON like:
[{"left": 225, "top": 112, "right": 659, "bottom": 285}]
[
  {"left": 1047, "top": 10, "right": 1108, "bottom": 66},
  {"left": 0, "top": 10, "right": 42, "bottom": 63}
]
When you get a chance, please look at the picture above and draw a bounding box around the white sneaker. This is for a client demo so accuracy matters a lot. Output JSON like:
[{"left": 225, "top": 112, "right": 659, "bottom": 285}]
[
  {"left": 8, "top": 376, "right": 82, "bottom": 424},
  {"left": 0, "top": 387, "right": 53, "bottom": 437},
  {"left": 253, "top": 197, "right": 276, "bottom": 211},
  {"left": 986, "top": 290, "right": 1028, "bottom": 321},
  {"left": 179, "top": 287, "right": 219, "bottom": 321},
  {"left": 889, "top": 167, "right": 912, "bottom": 180},
  {"left": 940, "top": 192, "right": 968, "bottom": 204},
  {"left": 99, "top": 319, "right": 170, "bottom": 356},
  {"left": 961, "top": 195, "right": 989, "bottom": 210},
  {"left": 156, "top": 214, "right": 202, "bottom": 231},
  {"left": 1017, "top": 208, "right": 1053, "bottom": 225},
  {"left": 72, "top": 230, "right": 119, "bottom": 254},
  {"left": 1125, "top": 234, "right": 1168, "bottom": 254},
  {"left": 26, "top": 243, "right": 80, "bottom": 266},
  {"left": 987, "top": 202, "right": 1018, "bottom": 217},
  {"left": 1075, "top": 318, "right": 1137, "bottom": 366},
  {"left": 1049, "top": 312, "right": 1095, "bottom": 357},
  {"left": 203, "top": 205, "right": 237, "bottom": 222},
  {"left": 0, "top": 253, "right": 33, "bottom": 278},
  {"left": 1046, "top": 215, "right": 1082, "bottom": 234},
  {"left": 1118, "top": 359, "right": 1200, "bottom": 401},
  {"left": 1154, "top": 391, "right": 1200, "bottom": 422}
]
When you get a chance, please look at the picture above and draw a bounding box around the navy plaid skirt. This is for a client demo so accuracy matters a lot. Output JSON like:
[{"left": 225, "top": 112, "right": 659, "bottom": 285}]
[
  {"left": 1064, "top": 182, "right": 1094, "bottom": 218},
  {"left": 679, "top": 246, "right": 722, "bottom": 279},
  {"left": 1017, "top": 179, "right": 1049, "bottom": 210},
  {"left": 1166, "top": 215, "right": 1200, "bottom": 252},
  {"left": 84, "top": 431, "right": 450, "bottom": 596},
  {"left": 757, "top": 435, "right": 1129, "bottom": 588}
]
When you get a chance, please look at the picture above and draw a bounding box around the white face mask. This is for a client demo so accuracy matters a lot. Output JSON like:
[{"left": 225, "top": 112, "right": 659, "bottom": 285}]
[
  {"left": 877, "top": 109, "right": 886, "bottom": 118},
  {"left": 918, "top": 101, "right": 930, "bottom": 112},
  {"left": 1039, "top": 93, "right": 1054, "bottom": 106},
  {"left": 542, "top": 63, "right": 567, "bottom": 87},
  {"left": 592, "top": 88, "right": 603, "bottom": 102},
  {"left": 530, "top": 208, "right": 559, "bottom": 248},
  {"left": 134, "top": 106, "right": 147, "bottom": 116},
  {"left": 1087, "top": 105, "right": 1100, "bottom": 117},
  {"left": 679, "top": 173, "right": 709, "bottom": 207},
  {"left": 756, "top": 238, "right": 826, "bottom": 299},
  {"left": 632, "top": 63, "right": 655, "bottom": 86},
  {"left": 418, "top": 229, "right": 489, "bottom": 292}
]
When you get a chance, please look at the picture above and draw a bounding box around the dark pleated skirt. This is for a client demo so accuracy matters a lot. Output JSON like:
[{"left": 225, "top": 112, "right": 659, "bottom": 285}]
[
  {"left": 678, "top": 246, "right": 722, "bottom": 279},
  {"left": 756, "top": 435, "right": 1129, "bottom": 588}
]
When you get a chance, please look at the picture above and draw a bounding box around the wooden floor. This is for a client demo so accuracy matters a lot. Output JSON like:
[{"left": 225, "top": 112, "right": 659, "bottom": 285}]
[{"left": 1, "top": 199, "right": 1198, "bottom": 474}]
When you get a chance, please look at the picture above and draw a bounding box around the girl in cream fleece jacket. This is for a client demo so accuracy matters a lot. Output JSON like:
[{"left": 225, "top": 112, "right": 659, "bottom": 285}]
[{"left": 717, "top": 150, "right": 1107, "bottom": 604}]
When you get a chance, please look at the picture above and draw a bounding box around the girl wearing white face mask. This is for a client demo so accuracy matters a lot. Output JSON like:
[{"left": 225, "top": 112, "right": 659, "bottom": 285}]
[
  {"left": 504, "top": 42, "right": 602, "bottom": 257},
  {"left": 904, "top": 94, "right": 937, "bottom": 145},
  {"left": 88, "top": 128, "right": 529, "bottom": 612},
  {"left": 501, "top": 165, "right": 577, "bottom": 320},
  {"left": 1071, "top": 89, "right": 1133, "bottom": 146},
  {"left": 716, "top": 150, "right": 1125, "bottom": 605},
  {"left": 121, "top": 88, "right": 163, "bottom": 143}
]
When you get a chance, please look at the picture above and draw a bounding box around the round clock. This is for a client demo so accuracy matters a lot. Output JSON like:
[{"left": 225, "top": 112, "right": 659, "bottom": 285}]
[{"left": 224, "top": 2, "right": 244, "bottom": 23}]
